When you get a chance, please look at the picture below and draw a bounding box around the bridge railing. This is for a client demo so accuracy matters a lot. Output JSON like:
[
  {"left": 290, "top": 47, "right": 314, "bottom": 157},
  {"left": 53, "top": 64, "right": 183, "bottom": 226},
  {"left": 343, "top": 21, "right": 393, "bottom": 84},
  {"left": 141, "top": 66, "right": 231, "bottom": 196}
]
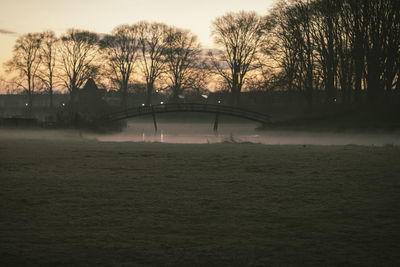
[{"left": 102, "top": 103, "right": 270, "bottom": 124}]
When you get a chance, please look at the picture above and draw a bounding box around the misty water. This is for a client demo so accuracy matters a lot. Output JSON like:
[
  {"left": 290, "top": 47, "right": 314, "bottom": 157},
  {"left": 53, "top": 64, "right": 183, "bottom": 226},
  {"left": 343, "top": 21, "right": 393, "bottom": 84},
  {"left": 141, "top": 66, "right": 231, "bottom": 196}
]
[{"left": 95, "top": 115, "right": 400, "bottom": 146}]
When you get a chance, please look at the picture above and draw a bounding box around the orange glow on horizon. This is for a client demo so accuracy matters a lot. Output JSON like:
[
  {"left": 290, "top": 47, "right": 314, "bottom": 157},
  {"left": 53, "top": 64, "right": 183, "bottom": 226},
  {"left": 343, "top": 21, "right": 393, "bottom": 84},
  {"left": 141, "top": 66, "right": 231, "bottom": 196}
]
[{"left": 0, "top": 0, "right": 274, "bottom": 78}]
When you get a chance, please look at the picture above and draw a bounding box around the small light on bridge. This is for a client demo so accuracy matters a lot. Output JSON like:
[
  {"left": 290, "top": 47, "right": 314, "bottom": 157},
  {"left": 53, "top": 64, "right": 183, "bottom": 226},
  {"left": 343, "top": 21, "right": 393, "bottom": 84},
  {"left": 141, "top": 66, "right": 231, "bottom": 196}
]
[
  {"left": 160, "top": 101, "right": 164, "bottom": 105},
  {"left": 218, "top": 100, "right": 221, "bottom": 104},
  {"left": 62, "top": 103, "right": 65, "bottom": 107},
  {"left": 25, "top": 103, "right": 29, "bottom": 107},
  {"left": 334, "top": 98, "right": 337, "bottom": 102},
  {"left": 142, "top": 103, "right": 145, "bottom": 106}
]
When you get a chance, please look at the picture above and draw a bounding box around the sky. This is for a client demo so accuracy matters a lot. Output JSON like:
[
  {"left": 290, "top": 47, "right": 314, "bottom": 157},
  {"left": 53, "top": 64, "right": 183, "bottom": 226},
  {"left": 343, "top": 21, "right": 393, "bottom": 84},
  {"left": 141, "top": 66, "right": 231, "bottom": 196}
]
[{"left": 0, "top": 0, "right": 275, "bottom": 75}]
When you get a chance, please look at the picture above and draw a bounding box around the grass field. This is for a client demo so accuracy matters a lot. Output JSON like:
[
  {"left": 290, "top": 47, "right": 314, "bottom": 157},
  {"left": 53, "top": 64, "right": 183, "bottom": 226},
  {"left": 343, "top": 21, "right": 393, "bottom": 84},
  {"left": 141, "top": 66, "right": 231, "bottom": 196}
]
[{"left": 1, "top": 134, "right": 400, "bottom": 266}]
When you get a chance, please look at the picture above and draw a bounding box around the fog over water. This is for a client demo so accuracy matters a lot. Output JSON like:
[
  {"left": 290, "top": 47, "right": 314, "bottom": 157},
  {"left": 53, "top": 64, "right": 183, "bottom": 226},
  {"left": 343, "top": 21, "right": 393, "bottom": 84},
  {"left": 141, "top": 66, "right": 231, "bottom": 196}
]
[
  {"left": 1, "top": 116, "right": 399, "bottom": 146},
  {"left": 95, "top": 117, "right": 400, "bottom": 146}
]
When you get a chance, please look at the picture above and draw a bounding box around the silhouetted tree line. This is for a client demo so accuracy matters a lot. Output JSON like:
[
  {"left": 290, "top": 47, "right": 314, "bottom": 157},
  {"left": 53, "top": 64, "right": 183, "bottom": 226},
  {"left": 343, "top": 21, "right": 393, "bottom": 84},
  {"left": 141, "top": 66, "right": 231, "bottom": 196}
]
[
  {"left": 3, "top": 23, "right": 205, "bottom": 111},
  {"left": 3, "top": 0, "right": 399, "bottom": 112},
  {"left": 267, "top": 0, "right": 400, "bottom": 109}
]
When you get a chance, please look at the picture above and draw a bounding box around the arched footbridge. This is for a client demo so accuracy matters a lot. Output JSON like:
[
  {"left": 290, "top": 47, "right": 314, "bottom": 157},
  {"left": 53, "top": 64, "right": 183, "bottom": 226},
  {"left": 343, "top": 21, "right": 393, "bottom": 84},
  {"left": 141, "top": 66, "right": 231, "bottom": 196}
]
[{"left": 101, "top": 103, "right": 271, "bottom": 131}]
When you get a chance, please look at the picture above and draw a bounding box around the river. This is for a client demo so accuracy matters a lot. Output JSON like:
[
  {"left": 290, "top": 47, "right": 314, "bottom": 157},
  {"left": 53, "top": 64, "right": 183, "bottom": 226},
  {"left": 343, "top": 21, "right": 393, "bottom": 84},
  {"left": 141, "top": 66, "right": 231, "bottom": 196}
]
[{"left": 96, "top": 117, "right": 400, "bottom": 146}]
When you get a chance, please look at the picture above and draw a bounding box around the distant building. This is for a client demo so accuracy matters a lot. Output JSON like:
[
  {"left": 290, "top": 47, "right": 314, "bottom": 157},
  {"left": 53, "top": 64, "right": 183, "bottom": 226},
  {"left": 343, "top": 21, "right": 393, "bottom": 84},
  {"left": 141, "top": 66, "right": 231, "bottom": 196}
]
[{"left": 74, "top": 78, "right": 110, "bottom": 122}]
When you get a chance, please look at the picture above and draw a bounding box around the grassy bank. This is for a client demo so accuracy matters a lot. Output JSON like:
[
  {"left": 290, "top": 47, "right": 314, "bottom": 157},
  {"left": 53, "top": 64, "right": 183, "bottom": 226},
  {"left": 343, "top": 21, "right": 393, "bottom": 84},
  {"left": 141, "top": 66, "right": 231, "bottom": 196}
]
[{"left": 1, "top": 138, "right": 399, "bottom": 266}]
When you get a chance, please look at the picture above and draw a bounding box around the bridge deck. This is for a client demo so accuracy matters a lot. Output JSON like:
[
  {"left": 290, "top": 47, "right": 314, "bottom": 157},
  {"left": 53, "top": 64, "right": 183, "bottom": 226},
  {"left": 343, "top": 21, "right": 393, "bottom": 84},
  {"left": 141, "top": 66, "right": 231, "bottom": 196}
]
[{"left": 102, "top": 103, "right": 271, "bottom": 124}]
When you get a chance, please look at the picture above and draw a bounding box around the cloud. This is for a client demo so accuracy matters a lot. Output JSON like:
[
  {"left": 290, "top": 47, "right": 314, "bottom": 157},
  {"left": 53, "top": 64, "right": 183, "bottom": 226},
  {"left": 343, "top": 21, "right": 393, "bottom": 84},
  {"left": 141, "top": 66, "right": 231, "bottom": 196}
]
[{"left": 0, "top": 28, "right": 17, "bottom": 35}]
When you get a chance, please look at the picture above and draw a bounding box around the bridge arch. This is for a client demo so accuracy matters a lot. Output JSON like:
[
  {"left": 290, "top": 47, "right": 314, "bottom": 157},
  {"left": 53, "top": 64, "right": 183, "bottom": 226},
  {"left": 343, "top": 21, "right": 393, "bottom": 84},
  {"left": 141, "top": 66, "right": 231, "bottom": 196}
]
[{"left": 101, "top": 103, "right": 271, "bottom": 125}]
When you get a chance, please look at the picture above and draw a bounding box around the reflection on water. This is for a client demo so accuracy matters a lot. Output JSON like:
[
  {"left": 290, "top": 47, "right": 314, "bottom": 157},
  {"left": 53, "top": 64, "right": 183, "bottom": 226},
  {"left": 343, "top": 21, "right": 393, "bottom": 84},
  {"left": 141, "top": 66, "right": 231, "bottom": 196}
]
[{"left": 95, "top": 120, "right": 400, "bottom": 146}]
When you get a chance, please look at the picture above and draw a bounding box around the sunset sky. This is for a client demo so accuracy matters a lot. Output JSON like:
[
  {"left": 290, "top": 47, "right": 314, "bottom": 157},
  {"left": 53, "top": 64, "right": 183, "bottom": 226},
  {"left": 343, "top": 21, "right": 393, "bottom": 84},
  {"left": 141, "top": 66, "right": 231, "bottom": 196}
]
[{"left": 0, "top": 0, "right": 275, "bottom": 75}]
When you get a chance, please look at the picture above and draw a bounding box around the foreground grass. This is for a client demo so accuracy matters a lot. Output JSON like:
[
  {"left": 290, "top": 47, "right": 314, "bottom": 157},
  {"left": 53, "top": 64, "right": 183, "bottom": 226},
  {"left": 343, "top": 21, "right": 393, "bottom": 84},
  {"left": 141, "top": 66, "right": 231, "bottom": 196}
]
[{"left": 0, "top": 137, "right": 399, "bottom": 266}]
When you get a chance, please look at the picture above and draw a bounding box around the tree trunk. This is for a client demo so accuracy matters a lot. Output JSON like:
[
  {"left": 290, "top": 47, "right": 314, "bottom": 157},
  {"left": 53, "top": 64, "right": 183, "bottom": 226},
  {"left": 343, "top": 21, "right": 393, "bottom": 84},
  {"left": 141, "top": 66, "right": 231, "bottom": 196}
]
[
  {"left": 70, "top": 87, "right": 77, "bottom": 113},
  {"left": 383, "top": 56, "right": 396, "bottom": 104},
  {"left": 326, "top": 17, "right": 336, "bottom": 104},
  {"left": 349, "top": 1, "right": 365, "bottom": 104},
  {"left": 233, "top": 88, "right": 241, "bottom": 106},
  {"left": 27, "top": 74, "right": 33, "bottom": 113},
  {"left": 287, "top": 77, "right": 294, "bottom": 103},
  {"left": 27, "top": 92, "right": 33, "bottom": 113},
  {"left": 49, "top": 75, "right": 53, "bottom": 109},
  {"left": 231, "top": 70, "right": 240, "bottom": 106},
  {"left": 366, "top": 55, "right": 383, "bottom": 104},
  {"left": 146, "top": 82, "right": 154, "bottom": 106},
  {"left": 353, "top": 53, "right": 363, "bottom": 104},
  {"left": 306, "top": 36, "right": 313, "bottom": 111},
  {"left": 121, "top": 80, "right": 128, "bottom": 108},
  {"left": 49, "top": 86, "right": 53, "bottom": 109}
]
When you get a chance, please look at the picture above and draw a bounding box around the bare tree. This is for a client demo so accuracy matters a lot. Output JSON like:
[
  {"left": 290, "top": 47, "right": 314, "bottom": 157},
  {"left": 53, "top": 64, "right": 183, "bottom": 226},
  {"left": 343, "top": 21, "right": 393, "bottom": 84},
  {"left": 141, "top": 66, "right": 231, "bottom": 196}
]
[
  {"left": 262, "top": 0, "right": 399, "bottom": 108},
  {"left": 347, "top": 0, "right": 367, "bottom": 103},
  {"left": 210, "top": 11, "right": 266, "bottom": 106},
  {"left": 334, "top": 0, "right": 399, "bottom": 104},
  {"left": 268, "top": 1, "right": 302, "bottom": 102},
  {"left": 100, "top": 24, "right": 139, "bottom": 108},
  {"left": 274, "top": 0, "right": 315, "bottom": 110},
  {"left": 4, "top": 33, "right": 42, "bottom": 111},
  {"left": 365, "top": 0, "right": 400, "bottom": 102},
  {"left": 59, "top": 29, "right": 99, "bottom": 110},
  {"left": 312, "top": 0, "right": 341, "bottom": 104},
  {"left": 38, "top": 31, "right": 58, "bottom": 108},
  {"left": 137, "top": 21, "right": 169, "bottom": 106},
  {"left": 295, "top": 1, "right": 316, "bottom": 110},
  {"left": 334, "top": 0, "right": 356, "bottom": 104},
  {"left": 164, "top": 27, "right": 202, "bottom": 102}
]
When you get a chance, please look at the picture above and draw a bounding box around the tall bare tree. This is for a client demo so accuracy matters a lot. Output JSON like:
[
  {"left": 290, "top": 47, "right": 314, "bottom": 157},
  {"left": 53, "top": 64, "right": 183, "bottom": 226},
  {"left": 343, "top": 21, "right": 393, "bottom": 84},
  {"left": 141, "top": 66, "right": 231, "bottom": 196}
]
[
  {"left": 334, "top": 0, "right": 356, "bottom": 104},
  {"left": 210, "top": 11, "right": 266, "bottom": 106},
  {"left": 268, "top": 1, "right": 302, "bottom": 101},
  {"left": 312, "top": 0, "right": 341, "bottom": 104},
  {"left": 4, "top": 33, "right": 42, "bottom": 111},
  {"left": 273, "top": 0, "right": 315, "bottom": 110},
  {"left": 164, "top": 27, "right": 202, "bottom": 102},
  {"left": 137, "top": 21, "right": 169, "bottom": 105},
  {"left": 38, "top": 31, "right": 58, "bottom": 108},
  {"left": 364, "top": 0, "right": 400, "bottom": 102},
  {"left": 59, "top": 29, "right": 99, "bottom": 110},
  {"left": 347, "top": 0, "right": 367, "bottom": 103},
  {"left": 295, "top": 1, "right": 315, "bottom": 110},
  {"left": 100, "top": 24, "right": 139, "bottom": 108}
]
